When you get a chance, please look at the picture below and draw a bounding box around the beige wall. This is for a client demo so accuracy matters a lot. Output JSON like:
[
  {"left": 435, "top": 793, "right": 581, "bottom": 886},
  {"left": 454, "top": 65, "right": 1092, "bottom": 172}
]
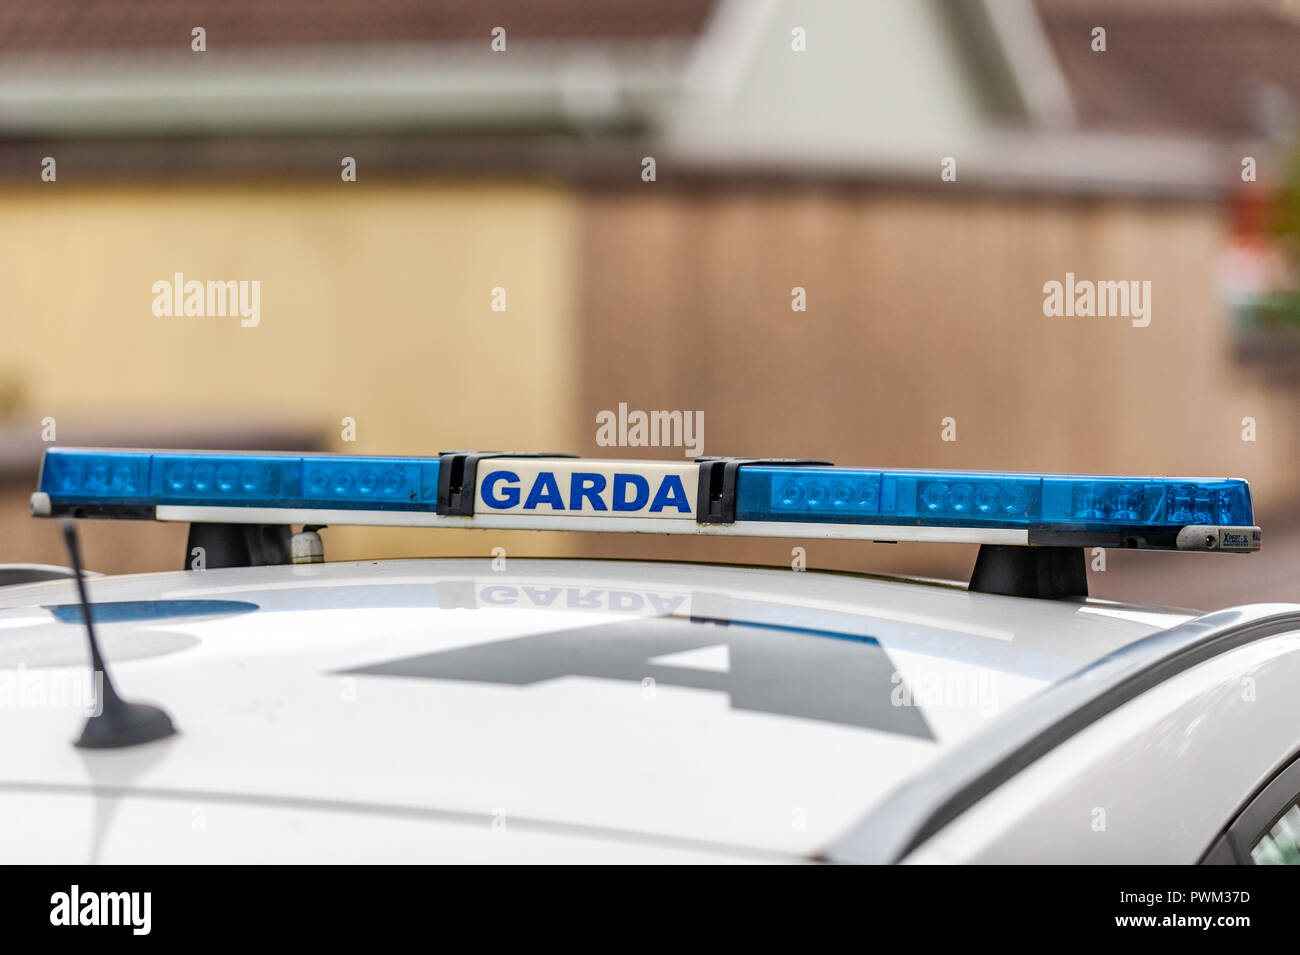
[
  {"left": 572, "top": 185, "right": 1300, "bottom": 583},
  {"left": 0, "top": 180, "right": 582, "bottom": 570}
]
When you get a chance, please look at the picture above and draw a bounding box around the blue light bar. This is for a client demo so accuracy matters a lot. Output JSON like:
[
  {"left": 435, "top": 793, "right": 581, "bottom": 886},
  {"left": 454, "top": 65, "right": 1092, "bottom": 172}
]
[
  {"left": 38, "top": 449, "right": 441, "bottom": 511},
  {"left": 734, "top": 466, "right": 1254, "bottom": 531},
  {"left": 31, "top": 448, "right": 1260, "bottom": 553}
]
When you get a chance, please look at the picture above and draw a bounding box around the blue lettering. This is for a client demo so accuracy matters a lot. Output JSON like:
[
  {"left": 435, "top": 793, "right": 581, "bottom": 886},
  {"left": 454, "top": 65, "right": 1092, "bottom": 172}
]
[
  {"left": 479, "top": 586, "right": 518, "bottom": 605},
  {"left": 612, "top": 473, "right": 650, "bottom": 511},
  {"left": 567, "top": 588, "right": 601, "bottom": 609},
  {"left": 482, "top": 470, "right": 520, "bottom": 509},
  {"left": 645, "top": 594, "right": 687, "bottom": 615},
  {"left": 521, "top": 586, "right": 562, "bottom": 607},
  {"left": 569, "top": 472, "right": 607, "bottom": 511},
  {"left": 524, "top": 472, "right": 565, "bottom": 510},
  {"left": 649, "top": 475, "right": 692, "bottom": 514},
  {"left": 608, "top": 591, "right": 644, "bottom": 612}
]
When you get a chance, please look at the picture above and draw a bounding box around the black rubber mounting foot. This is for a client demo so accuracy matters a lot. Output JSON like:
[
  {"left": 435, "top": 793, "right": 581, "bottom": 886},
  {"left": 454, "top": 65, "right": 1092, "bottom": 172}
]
[{"left": 969, "top": 545, "right": 1088, "bottom": 599}]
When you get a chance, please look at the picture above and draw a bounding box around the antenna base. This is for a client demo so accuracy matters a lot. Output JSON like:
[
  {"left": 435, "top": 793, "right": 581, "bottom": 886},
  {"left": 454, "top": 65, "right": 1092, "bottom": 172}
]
[{"left": 75, "top": 701, "right": 176, "bottom": 749}]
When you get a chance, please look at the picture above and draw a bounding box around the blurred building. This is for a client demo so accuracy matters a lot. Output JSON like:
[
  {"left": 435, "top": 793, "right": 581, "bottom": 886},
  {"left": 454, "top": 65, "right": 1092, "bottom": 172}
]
[{"left": 1, "top": 0, "right": 1299, "bottom": 608}]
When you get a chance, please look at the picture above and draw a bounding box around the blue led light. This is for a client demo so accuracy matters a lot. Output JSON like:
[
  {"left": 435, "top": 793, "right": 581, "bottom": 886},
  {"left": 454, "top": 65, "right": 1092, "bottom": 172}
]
[
  {"left": 40, "top": 451, "right": 152, "bottom": 503},
  {"left": 41, "top": 449, "right": 441, "bottom": 512},
  {"left": 735, "top": 466, "right": 1254, "bottom": 530}
]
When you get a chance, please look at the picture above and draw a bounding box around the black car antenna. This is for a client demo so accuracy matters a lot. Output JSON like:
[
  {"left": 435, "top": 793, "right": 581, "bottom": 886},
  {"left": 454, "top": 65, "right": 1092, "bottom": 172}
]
[{"left": 61, "top": 519, "right": 176, "bottom": 749}]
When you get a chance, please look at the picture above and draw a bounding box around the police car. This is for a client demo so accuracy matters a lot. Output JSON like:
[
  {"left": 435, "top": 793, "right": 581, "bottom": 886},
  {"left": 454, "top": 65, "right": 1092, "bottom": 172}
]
[{"left": 1, "top": 447, "right": 1298, "bottom": 864}]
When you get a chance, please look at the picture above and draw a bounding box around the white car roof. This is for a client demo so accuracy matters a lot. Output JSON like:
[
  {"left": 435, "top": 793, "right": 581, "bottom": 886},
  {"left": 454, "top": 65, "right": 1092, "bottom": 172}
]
[{"left": 0, "top": 558, "right": 1199, "bottom": 861}]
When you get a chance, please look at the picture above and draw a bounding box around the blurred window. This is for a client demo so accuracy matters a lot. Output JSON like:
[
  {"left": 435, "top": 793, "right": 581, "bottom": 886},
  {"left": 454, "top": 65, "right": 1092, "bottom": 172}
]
[{"left": 1250, "top": 801, "right": 1300, "bottom": 865}]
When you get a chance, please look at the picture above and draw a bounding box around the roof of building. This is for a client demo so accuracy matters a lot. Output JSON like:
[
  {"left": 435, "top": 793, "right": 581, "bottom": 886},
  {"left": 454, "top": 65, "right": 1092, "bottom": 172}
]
[
  {"left": 0, "top": 0, "right": 1291, "bottom": 194},
  {"left": 1035, "top": 0, "right": 1300, "bottom": 137},
  {"left": 0, "top": 0, "right": 716, "bottom": 50}
]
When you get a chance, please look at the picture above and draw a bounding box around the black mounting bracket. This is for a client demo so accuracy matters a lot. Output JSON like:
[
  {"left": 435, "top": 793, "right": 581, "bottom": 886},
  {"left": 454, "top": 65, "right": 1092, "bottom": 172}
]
[
  {"left": 969, "top": 544, "right": 1088, "bottom": 599},
  {"left": 435, "top": 450, "right": 577, "bottom": 517},
  {"left": 185, "top": 523, "right": 291, "bottom": 571},
  {"left": 695, "top": 457, "right": 833, "bottom": 524}
]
